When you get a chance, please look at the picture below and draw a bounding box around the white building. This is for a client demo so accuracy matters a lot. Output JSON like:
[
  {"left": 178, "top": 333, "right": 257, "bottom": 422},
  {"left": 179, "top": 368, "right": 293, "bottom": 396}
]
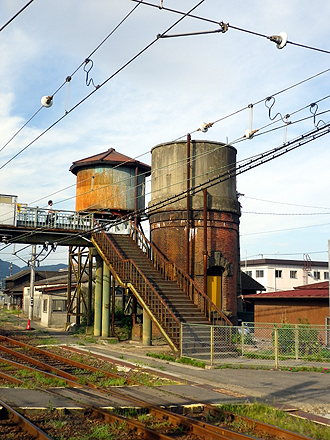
[{"left": 241, "top": 258, "right": 329, "bottom": 292}]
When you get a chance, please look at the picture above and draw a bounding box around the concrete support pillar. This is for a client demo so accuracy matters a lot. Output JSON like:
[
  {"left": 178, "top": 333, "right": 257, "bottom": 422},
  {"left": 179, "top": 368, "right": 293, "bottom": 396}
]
[
  {"left": 142, "top": 308, "right": 152, "bottom": 346},
  {"left": 102, "top": 262, "right": 110, "bottom": 338},
  {"left": 94, "top": 255, "right": 103, "bottom": 336}
]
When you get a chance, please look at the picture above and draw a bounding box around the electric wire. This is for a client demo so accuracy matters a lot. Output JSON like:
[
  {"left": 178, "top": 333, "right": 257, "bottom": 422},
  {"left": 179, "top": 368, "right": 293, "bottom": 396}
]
[
  {"left": 0, "top": 0, "right": 205, "bottom": 170},
  {"left": 241, "top": 220, "right": 330, "bottom": 236},
  {"left": 25, "top": 87, "right": 330, "bottom": 214},
  {"left": 243, "top": 196, "right": 330, "bottom": 211},
  {"left": 133, "top": 0, "right": 330, "bottom": 55},
  {"left": 2, "top": 117, "right": 329, "bottom": 253},
  {"left": 0, "top": 93, "right": 325, "bottom": 224},
  {"left": 0, "top": 0, "right": 35, "bottom": 33},
  {"left": 242, "top": 211, "right": 330, "bottom": 216},
  {"left": 0, "top": 0, "right": 144, "bottom": 156},
  {"left": 0, "top": 92, "right": 325, "bottom": 227}
]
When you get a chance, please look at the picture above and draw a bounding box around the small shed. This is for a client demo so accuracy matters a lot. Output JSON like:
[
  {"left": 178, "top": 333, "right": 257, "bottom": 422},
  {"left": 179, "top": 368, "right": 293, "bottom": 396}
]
[
  {"left": 242, "top": 281, "right": 329, "bottom": 326},
  {"left": 41, "top": 286, "right": 70, "bottom": 328}
]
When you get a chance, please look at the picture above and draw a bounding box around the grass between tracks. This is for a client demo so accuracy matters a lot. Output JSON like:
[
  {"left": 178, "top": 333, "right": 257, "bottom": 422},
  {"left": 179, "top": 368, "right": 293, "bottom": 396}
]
[{"left": 217, "top": 402, "right": 330, "bottom": 440}]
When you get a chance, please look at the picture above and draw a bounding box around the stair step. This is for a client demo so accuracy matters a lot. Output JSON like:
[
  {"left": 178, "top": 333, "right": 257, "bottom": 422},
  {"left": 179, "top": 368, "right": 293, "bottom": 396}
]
[{"left": 95, "top": 232, "right": 227, "bottom": 350}]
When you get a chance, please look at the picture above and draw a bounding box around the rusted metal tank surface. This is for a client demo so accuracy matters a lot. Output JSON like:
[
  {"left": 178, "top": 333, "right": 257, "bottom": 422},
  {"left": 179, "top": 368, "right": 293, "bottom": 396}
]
[{"left": 70, "top": 149, "right": 150, "bottom": 213}]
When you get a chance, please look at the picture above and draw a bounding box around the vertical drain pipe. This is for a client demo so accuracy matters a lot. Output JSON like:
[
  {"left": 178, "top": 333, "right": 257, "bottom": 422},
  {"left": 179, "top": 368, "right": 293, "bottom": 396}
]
[
  {"left": 67, "top": 247, "right": 72, "bottom": 326},
  {"left": 134, "top": 166, "right": 138, "bottom": 242},
  {"left": 203, "top": 189, "right": 208, "bottom": 316},
  {"left": 186, "top": 134, "right": 191, "bottom": 276}
]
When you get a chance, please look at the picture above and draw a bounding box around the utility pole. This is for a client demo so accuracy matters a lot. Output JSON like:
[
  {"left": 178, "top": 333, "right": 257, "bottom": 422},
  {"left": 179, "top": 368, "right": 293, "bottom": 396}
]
[{"left": 28, "top": 245, "right": 36, "bottom": 323}]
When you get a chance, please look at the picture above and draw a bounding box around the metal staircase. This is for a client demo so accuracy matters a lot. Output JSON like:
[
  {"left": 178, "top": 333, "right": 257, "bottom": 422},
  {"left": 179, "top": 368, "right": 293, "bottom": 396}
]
[{"left": 92, "top": 221, "right": 232, "bottom": 352}]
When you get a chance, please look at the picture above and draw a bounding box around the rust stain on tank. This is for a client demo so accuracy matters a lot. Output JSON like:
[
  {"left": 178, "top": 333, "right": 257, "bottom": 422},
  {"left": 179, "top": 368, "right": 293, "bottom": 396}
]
[{"left": 70, "top": 148, "right": 151, "bottom": 213}]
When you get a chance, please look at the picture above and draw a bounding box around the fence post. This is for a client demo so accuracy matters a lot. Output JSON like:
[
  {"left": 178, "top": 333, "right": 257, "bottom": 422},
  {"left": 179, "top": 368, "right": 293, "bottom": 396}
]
[
  {"left": 180, "top": 324, "right": 183, "bottom": 359},
  {"left": 295, "top": 324, "right": 299, "bottom": 360},
  {"left": 34, "top": 207, "right": 38, "bottom": 227},
  {"left": 210, "top": 325, "right": 214, "bottom": 366},
  {"left": 241, "top": 326, "right": 244, "bottom": 357},
  {"left": 274, "top": 328, "right": 279, "bottom": 369}
]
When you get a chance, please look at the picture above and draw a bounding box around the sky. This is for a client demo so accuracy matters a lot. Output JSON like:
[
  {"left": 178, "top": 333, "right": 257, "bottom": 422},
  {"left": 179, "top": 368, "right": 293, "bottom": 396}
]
[{"left": 1, "top": 0, "right": 330, "bottom": 268}]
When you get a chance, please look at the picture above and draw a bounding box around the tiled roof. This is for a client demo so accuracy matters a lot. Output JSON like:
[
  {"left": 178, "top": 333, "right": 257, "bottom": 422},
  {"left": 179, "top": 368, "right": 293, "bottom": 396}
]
[
  {"left": 243, "top": 281, "right": 329, "bottom": 300},
  {"left": 70, "top": 148, "right": 151, "bottom": 175}
]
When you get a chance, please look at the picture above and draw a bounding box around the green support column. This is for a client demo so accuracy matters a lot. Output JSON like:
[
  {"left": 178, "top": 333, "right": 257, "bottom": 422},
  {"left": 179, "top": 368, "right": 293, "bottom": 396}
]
[
  {"left": 94, "top": 255, "right": 103, "bottom": 337},
  {"left": 143, "top": 308, "right": 152, "bottom": 346},
  {"left": 102, "top": 262, "right": 110, "bottom": 338}
]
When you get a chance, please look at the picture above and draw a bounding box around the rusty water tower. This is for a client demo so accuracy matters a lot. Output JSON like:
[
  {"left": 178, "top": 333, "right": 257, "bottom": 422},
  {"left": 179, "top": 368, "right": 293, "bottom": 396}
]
[
  {"left": 148, "top": 139, "right": 241, "bottom": 323},
  {"left": 70, "top": 148, "right": 151, "bottom": 216}
]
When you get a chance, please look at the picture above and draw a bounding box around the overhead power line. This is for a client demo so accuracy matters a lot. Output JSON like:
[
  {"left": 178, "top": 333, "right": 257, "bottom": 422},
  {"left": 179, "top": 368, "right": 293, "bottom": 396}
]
[
  {"left": 0, "top": 0, "right": 205, "bottom": 171},
  {"left": 0, "top": 0, "right": 144, "bottom": 156},
  {"left": 3, "top": 116, "right": 328, "bottom": 252},
  {"left": 0, "top": 0, "right": 35, "bottom": 33},
  {"left": 133, "top": 0, "right": 330, "bottom": 55}
]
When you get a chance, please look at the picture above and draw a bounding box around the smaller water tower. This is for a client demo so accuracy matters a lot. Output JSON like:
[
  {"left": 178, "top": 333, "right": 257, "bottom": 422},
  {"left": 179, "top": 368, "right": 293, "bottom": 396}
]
[{"left": 70, "top": 148, "right": 151, "bottom": 217}]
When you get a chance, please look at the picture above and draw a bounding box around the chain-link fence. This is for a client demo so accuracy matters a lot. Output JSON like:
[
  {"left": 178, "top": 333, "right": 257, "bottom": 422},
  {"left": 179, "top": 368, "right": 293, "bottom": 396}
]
[{"left": 181, "top": 321, "right": 330, "bottom": 368}]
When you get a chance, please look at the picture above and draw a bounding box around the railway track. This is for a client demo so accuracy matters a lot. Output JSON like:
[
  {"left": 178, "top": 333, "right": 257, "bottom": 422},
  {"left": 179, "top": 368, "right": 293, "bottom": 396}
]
[
  {"left": 0, "top": 334, "right": 319, "bottom": 439},
  {"left": 0, "top": 397, "right": 53, "bottom": 440}
]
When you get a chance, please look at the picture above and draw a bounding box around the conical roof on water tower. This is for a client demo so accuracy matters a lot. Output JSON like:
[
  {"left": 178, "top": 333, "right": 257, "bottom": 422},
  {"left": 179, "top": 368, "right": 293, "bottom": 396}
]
[{"left": 70, "top": 148, "right": 151, "bottom": 214}]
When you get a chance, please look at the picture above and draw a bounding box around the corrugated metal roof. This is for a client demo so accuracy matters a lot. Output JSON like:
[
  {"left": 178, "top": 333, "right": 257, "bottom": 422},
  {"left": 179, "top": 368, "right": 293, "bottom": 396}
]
[{"left": 70, "top": 148, "right": 151, "bottom": 175}]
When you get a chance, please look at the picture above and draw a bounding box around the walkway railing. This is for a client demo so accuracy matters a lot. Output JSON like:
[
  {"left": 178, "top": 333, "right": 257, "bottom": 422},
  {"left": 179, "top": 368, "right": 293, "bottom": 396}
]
[
  {"left": 128, "top": 220, "right": 232, "bottom": 327},
  {"left": 16, "top": 206, "right": 94, "bottom": 231},
  {"left": 92, "top": 220, "right": 181, "bottom": 350}
]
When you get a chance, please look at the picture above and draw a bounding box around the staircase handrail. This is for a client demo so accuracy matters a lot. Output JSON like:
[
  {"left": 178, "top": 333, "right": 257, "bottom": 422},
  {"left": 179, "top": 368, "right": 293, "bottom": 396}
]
[
  {"left": 92, "top": 220, "right": 181, "bottom": 347},
  {"left": 129, "top": 220, "right": 232, "bottom": 326}
]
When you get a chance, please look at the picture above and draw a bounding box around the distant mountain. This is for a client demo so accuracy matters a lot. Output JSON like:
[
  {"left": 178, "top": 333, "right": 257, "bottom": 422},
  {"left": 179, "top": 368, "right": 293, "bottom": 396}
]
[
  {"left": 0, "top": 260, "right": 67, "bottom": 284},
  {"left": 21, "top": 264, "right": 68, "bottom": 272},
  {"left": 0, "top": 259, "right": 21, "bottom": 282}
]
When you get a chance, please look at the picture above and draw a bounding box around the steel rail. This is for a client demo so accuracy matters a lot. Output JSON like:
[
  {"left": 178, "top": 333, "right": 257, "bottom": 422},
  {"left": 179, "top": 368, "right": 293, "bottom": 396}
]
[
  {"left": 0, "top": 335, "right": 317, "bottom": 440},
  {"left": 0, "top": 355, "right": 81, "bottom": 387},
  {"left": 0, "top": 334, "right": 136, "bottom": 384},
  {"left": 204, "top": 406, "right": 316, "bottom": 440},
  {"left": 0, "top": 397, "right": 54, "bottom": 440},
  {"left": 0, "top": 367, "right": 270, "bottom": 440},
  {"left": 0, "top": 361, "right": 251, "bottom": 440}
]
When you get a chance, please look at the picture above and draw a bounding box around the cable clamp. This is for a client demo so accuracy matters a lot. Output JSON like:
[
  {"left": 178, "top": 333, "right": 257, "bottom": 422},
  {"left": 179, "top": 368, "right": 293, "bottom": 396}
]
[
  {"left": 158, "top": 0, "right": 163, "bottom": 9},
  {"left": 219, "top": 21, "right": 229, "bottom": 33}
]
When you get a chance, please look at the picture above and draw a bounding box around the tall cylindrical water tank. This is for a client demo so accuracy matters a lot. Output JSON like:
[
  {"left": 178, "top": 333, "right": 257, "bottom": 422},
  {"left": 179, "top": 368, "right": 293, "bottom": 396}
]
[{"left": 148, "top": 140, "right": 240, "bottom": 322}]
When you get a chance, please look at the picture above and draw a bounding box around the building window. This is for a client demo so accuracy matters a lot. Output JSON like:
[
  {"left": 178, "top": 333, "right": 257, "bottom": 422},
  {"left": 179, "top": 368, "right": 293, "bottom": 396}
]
[
  {"left": 256, "top": 270, "right": 264, "bottom": 278},
  {"left": 275, "top": 270, "right": 282, "bottom": 278},
  {"left": 290, "top": 270, "right": 297, "bottom": 279},
  {"left": 43, "top": 299, "right": 48, "bottom": 313},
  {"left": 313, "top": 271, "right": 320, "bottom": 280},
  {"left": 324, "top": 272, "right": 329, "bottom": 280},
  {"left": 52, "top": 299, "right": 66, "bottom": 312},
  {"left": 244, "top": 270, "right": 252, "bottom": 277}
]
